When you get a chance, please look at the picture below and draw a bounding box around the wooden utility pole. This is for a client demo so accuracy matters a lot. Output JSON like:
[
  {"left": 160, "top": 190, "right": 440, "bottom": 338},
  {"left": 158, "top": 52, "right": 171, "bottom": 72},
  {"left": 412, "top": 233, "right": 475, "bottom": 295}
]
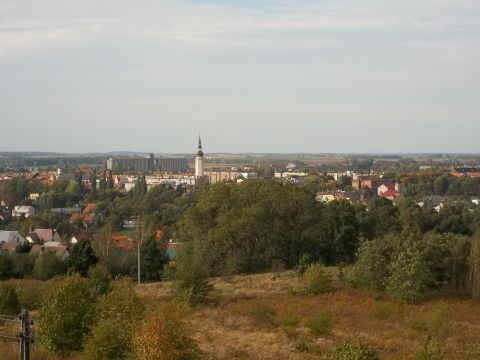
[{"left": 19, "top": 309, "right": 30, "bottom": 360}]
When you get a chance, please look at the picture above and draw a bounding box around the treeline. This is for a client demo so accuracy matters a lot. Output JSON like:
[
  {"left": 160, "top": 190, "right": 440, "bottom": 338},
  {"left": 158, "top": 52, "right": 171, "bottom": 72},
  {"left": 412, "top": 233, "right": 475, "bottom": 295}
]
[
  {"left": 174, "top": 181, "right": 479, "bottom": 274},
  {"left": 404, "top": 172, "right": 480, "bottom": 198}
]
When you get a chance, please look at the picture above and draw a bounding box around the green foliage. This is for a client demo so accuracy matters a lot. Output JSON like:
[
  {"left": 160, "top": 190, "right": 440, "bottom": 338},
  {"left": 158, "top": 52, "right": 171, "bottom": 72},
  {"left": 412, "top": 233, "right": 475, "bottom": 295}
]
[
  {"left": 298, "top": 263, "right": 332, "bottom": 295},
  {"left": 0, "top": 252, "right": 14, "bottom": 280},
  {"left": 351, "top": 237, "right": 394, "bottom": 291},
  {"left": 37, "top": 274, "right": 97, "bottom": 355},
  {"left": 461, "top": 343, "right": 480, "bottom": 360},
  {"left": 406, "top": 304, "right": 448, "bottom": 335},
  {"left": 387, "top": 240, "right": 434, "bottom": 303},
  {"left": 173, "top": 244, "right": 212, "bottom": 307},
  {"left": 295, "top": 253, "right": 312, "bottom": 276},
  {"left": 372, "top": 302, "right": 398, "bottom": 321},
  {"left": 415, "top": 337, "right": 446, "bottom": 360},
  {"left": 32, "top": 252, "right": 66, "bottom": 280},
  {"left": 307, "top": 312, "right": 332, "bottom": 337},
  {"left": 138, "top": 236, "right": 169, "bottom": 281},
  {"left": 0, "top": 285, "right": 20, "bottom": 315},
  {"left": 328, "top": 342, "right": 379, "bottom": 360},
  {"left": 87, "top": 263, "right": 112, "bottom": 297},
  {"left": 134, "top": 302, "right": 201, "bottom": 360},
  {"left": 175, "top": 181, "right": 359, "bottom": 276},
  {"left": 65, "top": 238, "right": 98, "bottom": 276},
  {"left": 84, "top": 278, "right": 144, "bottom": 360},
  {"left": 14, "top": 280, "right": 49, "bottom": 310},
  {"left": 281, "top": 312, "right": 300, "bottom": 327}
]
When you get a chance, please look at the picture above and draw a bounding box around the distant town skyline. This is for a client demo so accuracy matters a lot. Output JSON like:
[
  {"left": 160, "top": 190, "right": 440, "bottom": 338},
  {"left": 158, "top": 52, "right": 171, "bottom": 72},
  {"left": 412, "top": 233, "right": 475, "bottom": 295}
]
[{"left": 1, "top": 0, "right": 479, "bottom": 153}]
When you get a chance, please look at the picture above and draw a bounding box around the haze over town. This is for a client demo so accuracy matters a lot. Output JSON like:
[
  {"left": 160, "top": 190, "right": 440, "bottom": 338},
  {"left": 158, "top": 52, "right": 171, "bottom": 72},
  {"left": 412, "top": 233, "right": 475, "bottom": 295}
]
[{"left": 1, "top": 0, "right": 479, "bottom": 153}]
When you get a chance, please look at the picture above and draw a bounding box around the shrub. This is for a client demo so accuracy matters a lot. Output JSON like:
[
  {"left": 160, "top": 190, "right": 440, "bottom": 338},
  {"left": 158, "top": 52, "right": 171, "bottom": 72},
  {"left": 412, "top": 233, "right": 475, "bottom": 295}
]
[
  {"left": 32, "top": 252, "right": 66, "bottom": 280},
  {"left": 0, "top": 285, "right": 20, "bottom": 315},
  {"left": 0, "top": 252, "right": 14, "bottom": 280},
  {"left": 281, "top": 312, "right": 300, "bottom": 327},
  {"left": 299, "top": 263, "right": 332, "bottom": 295},
  {"left": 37, "top": 274, "right": 96, "bottom": 356},
  {"left": 173, "top": 245, "right": 212, "bottom": 307},
  {"left": 386, "top": 242, "right": 434, "bottom": 303},
  {"left": 294, "top": 338, "right": 313, "bottom": 353},
  {"left": 406, "top": 304, "right": 448, "bottom": 335},
  {"left": 246, "top": 301, "right": 277, "bottom": 327},
  {"left": 351, "top": 238, "right": 393, "bottom": 291},
  {"left": 14, "top": 280, "right": 49, "bottom": 310},
  {"left": 134, "top": 302, "right": 201, "bottom": 360},
  {"left": 415, "top": 337, "right": 446, "bottom": 360},
  {"left": 87, "top": 263, "right": 112, "bottom": 297},
  {"left": 328, "top": 342, "right": 379, "bottom": 360},
  {"left": 461, "top": 343, "right": 480, "bottom": 360},
  {"left": 84, "top": 278, "right": 145, "bottom": 360},
  {"left": 307, "top": 312, "right": 332, "bottom": 337},
  {"left": 296, "top": 253, "right": 313, "bottom": 276},
  {"left": 372, "top": 302, "right": 397, "bottom": 321}
]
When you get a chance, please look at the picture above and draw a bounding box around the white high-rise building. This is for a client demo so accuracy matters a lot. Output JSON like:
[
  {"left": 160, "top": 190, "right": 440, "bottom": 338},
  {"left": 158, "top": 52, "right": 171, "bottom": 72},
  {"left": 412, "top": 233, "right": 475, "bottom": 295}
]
[{"left": 194, "top": 136, "right": 204, "bottom": 178}]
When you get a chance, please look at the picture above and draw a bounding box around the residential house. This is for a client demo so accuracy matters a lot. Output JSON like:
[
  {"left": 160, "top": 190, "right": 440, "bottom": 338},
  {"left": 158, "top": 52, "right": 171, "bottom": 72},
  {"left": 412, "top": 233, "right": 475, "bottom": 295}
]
[
  {"left": 380, "top": 190, "right": 400, "bottom": 201},
  {"left": 12, "top": 206, "right": 36, "bottom": 218},
  {"left": 27, "top": 229, "right": 63, "bottom": 244},
  {"left": 111, "top": 236, "right": 134, "bottom": 251},
  {"left": 0, "top": 231, "right": 28, "bottom": 246},
  {"left": 69, "top": 231, "right": 94, "bottom": 245},
  {"left": 70, "top": 203, "right": 98, "bottom": 227}
]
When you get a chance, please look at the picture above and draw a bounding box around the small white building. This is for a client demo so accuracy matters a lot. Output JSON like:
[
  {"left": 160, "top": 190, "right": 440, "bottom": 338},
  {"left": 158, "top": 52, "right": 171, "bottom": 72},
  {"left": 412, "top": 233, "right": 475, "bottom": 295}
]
[{"left": 12, "top": 206, "right": 36, "bottom": 218}]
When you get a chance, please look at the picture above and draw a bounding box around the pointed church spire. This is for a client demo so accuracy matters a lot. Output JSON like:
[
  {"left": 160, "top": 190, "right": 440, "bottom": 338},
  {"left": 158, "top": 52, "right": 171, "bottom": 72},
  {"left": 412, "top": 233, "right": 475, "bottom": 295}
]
[{"left": 196, "top": 135, "right": 203, "bottom": 157}]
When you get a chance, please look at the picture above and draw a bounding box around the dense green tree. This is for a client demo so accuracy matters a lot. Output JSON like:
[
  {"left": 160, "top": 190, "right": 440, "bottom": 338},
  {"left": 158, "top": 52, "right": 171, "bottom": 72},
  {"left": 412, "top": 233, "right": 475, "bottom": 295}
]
[
  {"left": 84, "top": 278, "right": 144, "bottom": 360},
  {"left": 66, "top": 239, "right": 98, "bottom": 276},
  {"left": 137, "top": 236, "right": 169, "bottom": 281},
  {"left": 38, "top": 274, "right": 97, "bottom": 355},
  {"left": 351, "top": 236, "right": 395, "bottom": 291}
]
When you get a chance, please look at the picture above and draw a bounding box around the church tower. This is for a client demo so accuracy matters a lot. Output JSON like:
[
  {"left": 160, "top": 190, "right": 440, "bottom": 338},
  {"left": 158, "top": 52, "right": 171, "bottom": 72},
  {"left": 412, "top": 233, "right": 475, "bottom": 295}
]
[{"left": 195, "top": 136, "right": 204, "bottom": 178}]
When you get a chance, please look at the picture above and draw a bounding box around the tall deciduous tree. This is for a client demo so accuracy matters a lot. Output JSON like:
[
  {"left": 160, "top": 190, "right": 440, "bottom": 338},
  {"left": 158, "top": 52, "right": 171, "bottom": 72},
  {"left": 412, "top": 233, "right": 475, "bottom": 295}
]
[{"left": 38, "top": 274, "right": 96, "bottom": 356}]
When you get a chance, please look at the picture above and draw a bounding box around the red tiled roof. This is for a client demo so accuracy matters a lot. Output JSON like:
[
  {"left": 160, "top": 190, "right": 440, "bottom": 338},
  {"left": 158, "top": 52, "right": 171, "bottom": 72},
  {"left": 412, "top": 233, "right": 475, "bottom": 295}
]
[
  {"left": 82, "top": 203, "right": 96, "bottom": 215},
  {"left": 111, "top": 236, "right": 133, "bottom": 250},
  {"left": 70, "top": 213, "right": 81, "bottom": 221},
  {"left": 382, "top": 190, "right": 399, "bottom": 197},
  {"left": 31, "top": 229, "right": 55, "bottom": 242}
]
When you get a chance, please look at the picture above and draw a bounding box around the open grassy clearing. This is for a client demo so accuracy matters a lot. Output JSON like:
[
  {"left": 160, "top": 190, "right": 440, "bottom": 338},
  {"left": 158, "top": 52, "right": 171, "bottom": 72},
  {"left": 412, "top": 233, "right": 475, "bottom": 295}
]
[
  {"left": 138, "top": 271, "right": 480, "bottom": 360},
  {"left": 2, "top": 270, "right": 480, "bottom": 359}
]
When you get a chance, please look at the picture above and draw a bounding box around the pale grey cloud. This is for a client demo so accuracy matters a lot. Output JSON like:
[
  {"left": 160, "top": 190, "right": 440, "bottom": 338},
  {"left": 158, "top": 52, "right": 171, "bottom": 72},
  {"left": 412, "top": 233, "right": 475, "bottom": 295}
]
[{"left": 0, "top": 0, "right": 479, "bottom": 153}]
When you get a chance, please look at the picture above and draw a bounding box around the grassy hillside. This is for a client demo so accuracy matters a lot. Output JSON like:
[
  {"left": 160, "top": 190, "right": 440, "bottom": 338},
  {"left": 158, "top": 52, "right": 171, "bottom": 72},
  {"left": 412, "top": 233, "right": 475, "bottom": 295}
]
[
  {"left": 1, "top": 271, "right": 480, "bottom": 359},
  {"left": 137, "top": 270, "right": 480, "bottom": 360}
]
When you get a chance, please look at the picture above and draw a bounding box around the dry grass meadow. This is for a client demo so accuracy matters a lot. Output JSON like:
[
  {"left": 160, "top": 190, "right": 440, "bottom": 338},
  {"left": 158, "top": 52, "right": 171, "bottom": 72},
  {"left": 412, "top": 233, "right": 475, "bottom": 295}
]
[
  {"left": 136, "top": 270, "right": 480, "bottom": 360},
  {"left": 2, "top": 270, "right": 480, "bottom": 359}
]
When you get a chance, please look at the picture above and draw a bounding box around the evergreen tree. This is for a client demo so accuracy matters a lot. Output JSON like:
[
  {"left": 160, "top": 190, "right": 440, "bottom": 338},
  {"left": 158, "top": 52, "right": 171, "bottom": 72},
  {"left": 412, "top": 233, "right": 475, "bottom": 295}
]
[
  {"left": 138, "top": 236, "right": 169, "bottom": 281},
  {"left": 106, "top": 171, "right": 114, "bottom": 191},
  {"left": 99, "top": 173, "right": 107, "bottom": 194},
  {"left": 66, "top": 239, "right": 99, "bottom": 276},
  {"left": 91, "top": 168, "right": 97, "bottom": 198}
]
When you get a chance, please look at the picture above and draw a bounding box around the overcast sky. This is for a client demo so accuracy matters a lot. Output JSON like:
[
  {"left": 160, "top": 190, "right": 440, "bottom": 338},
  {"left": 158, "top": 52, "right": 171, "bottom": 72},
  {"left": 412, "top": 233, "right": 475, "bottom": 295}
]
[{"left": 0, "top": 0, "right": 479, "bottom": 153}]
